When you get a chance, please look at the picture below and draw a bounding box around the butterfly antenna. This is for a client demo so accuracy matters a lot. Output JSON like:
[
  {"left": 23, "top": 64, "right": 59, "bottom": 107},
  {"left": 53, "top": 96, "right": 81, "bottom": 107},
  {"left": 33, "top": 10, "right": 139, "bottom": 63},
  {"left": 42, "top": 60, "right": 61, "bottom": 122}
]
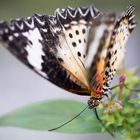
[
  {"left": 110, "top": 84, "right": 140, "bottom": 92},
  {"left": 110, "top": 84, "right": 119, "bottom": 90},
  {"left": 124, "top": 84, "right": 140, "bottom": 92},
  {"left": 94, "top": 108, "right": 115, "bottom": 137},
  {"left": 48, "top": 105, "right": 88, "bottom": 131}
]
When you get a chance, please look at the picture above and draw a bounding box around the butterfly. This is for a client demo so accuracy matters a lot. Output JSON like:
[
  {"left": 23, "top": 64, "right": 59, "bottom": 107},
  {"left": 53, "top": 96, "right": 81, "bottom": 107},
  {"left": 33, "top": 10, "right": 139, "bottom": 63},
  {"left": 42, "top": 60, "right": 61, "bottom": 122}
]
[{"left": 0, "top": 5, "right": 136, "bottom": 108}]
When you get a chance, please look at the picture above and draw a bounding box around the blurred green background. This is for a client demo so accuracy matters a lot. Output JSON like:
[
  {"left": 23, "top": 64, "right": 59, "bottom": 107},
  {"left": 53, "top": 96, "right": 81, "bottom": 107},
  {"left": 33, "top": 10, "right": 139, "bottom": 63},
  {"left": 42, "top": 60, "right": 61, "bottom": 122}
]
[
  {"left": 0, "top": 0, "right": 140, "bottom": 140},
  {"left": 0, "top": 0, "right": 140, "bottom": 26}
]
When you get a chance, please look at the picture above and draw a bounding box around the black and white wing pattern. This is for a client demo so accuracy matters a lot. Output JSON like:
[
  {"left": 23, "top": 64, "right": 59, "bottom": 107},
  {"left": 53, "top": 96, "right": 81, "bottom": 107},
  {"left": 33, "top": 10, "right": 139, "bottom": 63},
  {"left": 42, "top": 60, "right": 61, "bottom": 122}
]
[
  {"left": 86, "top": 12, "right": 116, "bottom": 93},
  {"left": 0, "top": 5, "right": 100, "bottom": 96},
  {"left": 102, "top": 5, "right": 136, "bottom": 89},
  {"left": 0, "top": 5, "right": 136, "bottom": 98},
  {"left": 86, "top": 5, "right": 136, "bottom": 96},
  {"left": 86, "top": 6, "right": 136, "bottom": 93}
]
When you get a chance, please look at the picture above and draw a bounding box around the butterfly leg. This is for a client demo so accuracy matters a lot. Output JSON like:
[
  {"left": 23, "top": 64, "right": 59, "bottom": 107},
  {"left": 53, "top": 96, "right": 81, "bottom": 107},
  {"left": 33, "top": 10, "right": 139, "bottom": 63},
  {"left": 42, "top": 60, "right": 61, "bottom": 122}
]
[{"left": 94, "top": 108, "right": 115, "bottom": 137}]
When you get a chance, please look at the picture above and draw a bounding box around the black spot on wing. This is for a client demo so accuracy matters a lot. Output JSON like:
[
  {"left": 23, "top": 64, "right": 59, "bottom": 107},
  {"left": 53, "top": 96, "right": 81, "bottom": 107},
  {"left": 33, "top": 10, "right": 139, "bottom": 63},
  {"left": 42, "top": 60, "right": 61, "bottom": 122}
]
[
  {"left": 77, "top": 51, "right": 81, "bottom": 57},
  {"left": 82, "top": 28, "right": 86, "bottom": 34},
  {"left": 72, "top": 42, "right": 77, "bottom": 47},
  {"left": 69, "top": 33, "right": 73, "bottom": 38},
  {"left": 75, "top": 30, "right": 79, "bottom": 35},
  {"left": 78, "top": 39, "right": 81, "bottom": 43},
  {"left": 58, "top": 57, "right": 64, "bottom": 63}
]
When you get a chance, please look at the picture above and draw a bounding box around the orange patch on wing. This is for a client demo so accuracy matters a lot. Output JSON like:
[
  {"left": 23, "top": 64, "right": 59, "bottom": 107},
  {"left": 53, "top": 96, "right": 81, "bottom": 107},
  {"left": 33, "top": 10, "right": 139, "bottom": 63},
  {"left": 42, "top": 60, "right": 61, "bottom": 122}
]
[
  {"left": 90, "top": 59, "right": 105, "bottom": 98},
  {"left": 97, "top": 59, "right": 105, "bottom": 74},
  {"left": 96, "top": 59, "right": 105, "bottom": 88}
]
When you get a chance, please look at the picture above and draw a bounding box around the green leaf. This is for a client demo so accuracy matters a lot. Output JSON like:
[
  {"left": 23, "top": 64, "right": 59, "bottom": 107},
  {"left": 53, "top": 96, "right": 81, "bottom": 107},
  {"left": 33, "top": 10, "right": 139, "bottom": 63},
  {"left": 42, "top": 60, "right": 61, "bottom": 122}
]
[
  {"left": 128, "top": 99, "right": 140, "bottom": 105},
  {"left": 0, "top": 100, "right": 102, "bottom": 133}
]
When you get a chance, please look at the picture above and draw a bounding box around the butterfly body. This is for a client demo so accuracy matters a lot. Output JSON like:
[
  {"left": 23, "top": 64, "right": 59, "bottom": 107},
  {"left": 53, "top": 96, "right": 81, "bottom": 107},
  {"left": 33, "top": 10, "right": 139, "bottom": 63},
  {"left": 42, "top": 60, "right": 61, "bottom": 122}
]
[{"left": 0, "top": 5, "right": 136, "bottom": 108}]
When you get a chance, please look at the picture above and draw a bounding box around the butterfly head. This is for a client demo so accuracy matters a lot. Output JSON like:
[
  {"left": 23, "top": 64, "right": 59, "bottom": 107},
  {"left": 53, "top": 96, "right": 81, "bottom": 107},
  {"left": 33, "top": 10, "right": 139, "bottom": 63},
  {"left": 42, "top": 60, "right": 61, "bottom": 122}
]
[
  {"left": 87, "top": 89, "right": 103, "bottom": 109},
  {"left": 88, "top": 96, "right": 101, "bottom": 109}
]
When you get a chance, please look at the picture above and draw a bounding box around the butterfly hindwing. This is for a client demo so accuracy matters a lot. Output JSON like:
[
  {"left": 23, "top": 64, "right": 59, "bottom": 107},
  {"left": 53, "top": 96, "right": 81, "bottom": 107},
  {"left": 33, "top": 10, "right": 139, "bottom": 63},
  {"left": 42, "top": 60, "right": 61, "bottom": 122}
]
[
  {"left": 86, "top": 12, "right": 116, "bottom": 91},
  {"left": 103, "top": 5, "right": 136, "bottom": 88},
  {"left": 84, "top": 5, "right": 136, "bottom": 96}
]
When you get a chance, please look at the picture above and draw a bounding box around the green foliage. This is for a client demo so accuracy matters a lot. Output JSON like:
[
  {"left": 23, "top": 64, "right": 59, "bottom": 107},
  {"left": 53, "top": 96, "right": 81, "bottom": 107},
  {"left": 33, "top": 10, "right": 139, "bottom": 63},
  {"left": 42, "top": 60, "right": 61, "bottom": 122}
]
[
  {"left": 0, "top": 68, "right": 139, "bottom": 140},
  {"left": 100, "top": 68, "right": 140, "bottom": 140},
  {"left": 0, "top": 100, "right": 101, "bottom": 133}
]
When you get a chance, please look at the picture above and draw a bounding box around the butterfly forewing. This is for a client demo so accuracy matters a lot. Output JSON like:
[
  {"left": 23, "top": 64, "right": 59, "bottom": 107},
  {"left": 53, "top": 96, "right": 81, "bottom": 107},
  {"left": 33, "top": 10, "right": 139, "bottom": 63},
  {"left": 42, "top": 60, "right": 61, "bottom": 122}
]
[
  {"left": 55, "top": 6, "right": 100, "bottom": 89},
  {"left": 0, "top": 5, "right": 100, "bottom": 96}
]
